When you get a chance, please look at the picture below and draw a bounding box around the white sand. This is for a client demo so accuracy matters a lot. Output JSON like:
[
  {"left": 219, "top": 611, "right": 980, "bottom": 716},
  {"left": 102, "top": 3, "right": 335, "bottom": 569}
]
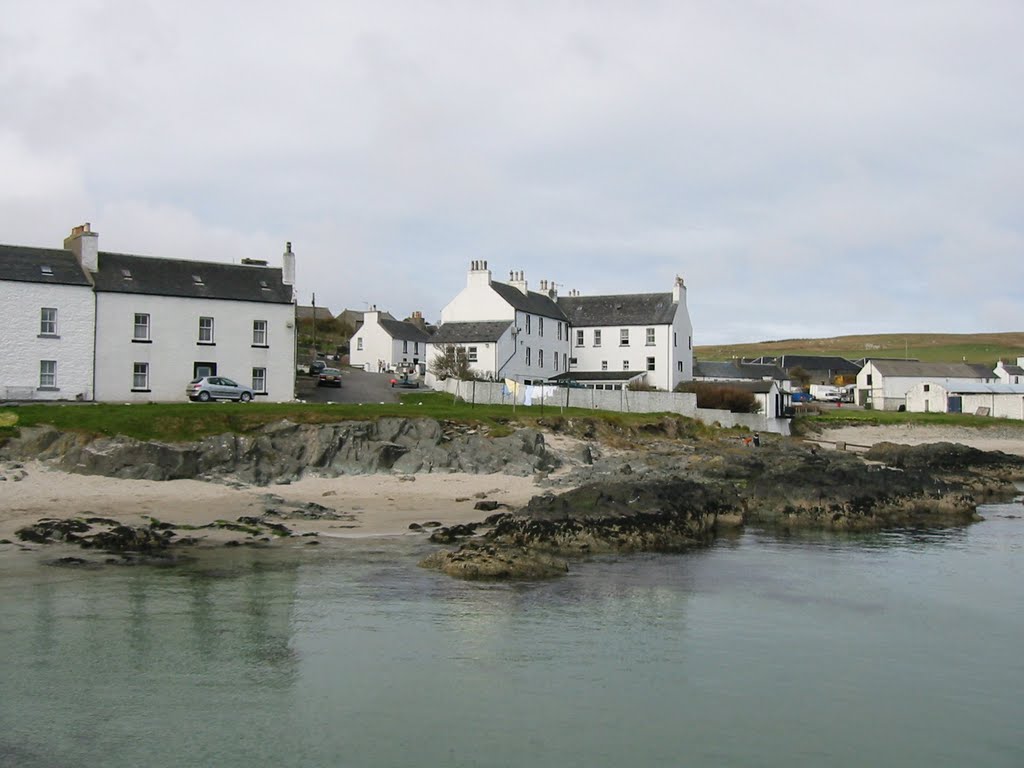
[
  {"left": 0, "top": 462, "right": 541, "bottom": 544},
  {"left": 812, "top": 424, "right": 1024, "bottom": 457}
]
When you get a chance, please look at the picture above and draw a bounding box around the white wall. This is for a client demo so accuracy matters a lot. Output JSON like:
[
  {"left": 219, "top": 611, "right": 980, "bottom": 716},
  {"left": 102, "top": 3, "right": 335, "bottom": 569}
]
[
  {"left": 440, "top": 264, "right": 514, "bottom": 323},
  {"left": 94, "top": 293, "right": 295, "bottom": 402},
  {"left": 569, "top": 323, "right": 678, "bottom": 390},
  {"left": 907, "top": 382, "right": 1024, "bottom": 420},
  {"left": 509, "top": 309, "right": 571, "bottom": 383},
  {"left": 0, "top": 280, "right": 95, "bottom": 401},
  {"left": 859, "top": 363, "right": 993, "bottom": 410}
]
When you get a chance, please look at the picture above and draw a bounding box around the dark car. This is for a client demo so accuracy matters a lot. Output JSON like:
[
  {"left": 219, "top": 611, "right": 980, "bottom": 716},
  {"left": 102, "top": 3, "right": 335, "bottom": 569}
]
[
  {"left": 318, "top": 368, "right": 342, "bottom": 387},
  {"left": 310, "top": 360, "right": 327, "bottom": 375},
  {"left": 186, "top": 376, "right": 254, "bottom": 402}
]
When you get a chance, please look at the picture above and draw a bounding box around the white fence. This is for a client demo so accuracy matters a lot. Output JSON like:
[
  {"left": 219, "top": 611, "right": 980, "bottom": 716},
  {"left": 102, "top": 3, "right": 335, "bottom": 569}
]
[{"left": 433, "top": 378, "right": 791, "bottom": 435}]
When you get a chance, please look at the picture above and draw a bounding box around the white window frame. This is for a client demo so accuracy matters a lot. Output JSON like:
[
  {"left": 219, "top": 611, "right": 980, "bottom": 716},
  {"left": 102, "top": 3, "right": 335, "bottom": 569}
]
[
  {"left": 252, "top": 367, "right": 267, "bottom": 393},
  {"left": 622, "top": 360, "right": 629, "bottom": 370},
  {"left": 198, "top": 316, "right": 214, "bottom": 344},
  {"left": 40, "top": 308, "right": 58, "bottom": 336},
  {"left": 467, "top": 346, "right": 478, "bottom": 362},
  {"left": 576, "top": 329, "right": 584, "bottom": 347},
  {"left": 134, "top": 313, "right": 150, "bottom": 341},
  {"left": 538, "top": 349, "right": 544, "bottom": 368},
  {"left": 647, "top": 357, "right": 656, "bottom": 371},
  {"left": 646, "top": 328, "right": 656, "bottom": 346},
  {"left": 132, "top": 362, "right": 149, "bottom": 391},
  {"left": 620, "top": 329, "right": 629, "bottom": 346},
  {"left": 538, "top": 317, "right": 544, "bottom": 337},
  {"left": 526, "top": 347, "right": 532, "bottom": 366},
  {"left": 39, "top": 360, "right": 56, "bottom": 388},
  {"left": 253, "top": 319, "right": 268, "bottom": 346},
  {"left": 601, "top": 360, "right": 608, "bottom": 371},
  {"left": 357, "top": 337, "right": 363, "bottom": 351},
  {"left": 593, "top": 329, "right": 601, "bottom": 347},
  {"left": 525, "top": 315, "right": 532, "bottom": 335}
]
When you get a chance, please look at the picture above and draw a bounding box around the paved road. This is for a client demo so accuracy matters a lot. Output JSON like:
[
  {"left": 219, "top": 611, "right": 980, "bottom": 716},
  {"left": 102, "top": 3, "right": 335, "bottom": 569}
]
[{"left": 297, "top": 367, "right": 424, "bottom": 404}]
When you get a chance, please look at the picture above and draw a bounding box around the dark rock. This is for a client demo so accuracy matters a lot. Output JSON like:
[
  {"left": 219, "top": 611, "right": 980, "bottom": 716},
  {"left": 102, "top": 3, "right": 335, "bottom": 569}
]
[
  {"left": 408, "top": 523, "right": 423, "bottom": 530},
  {"left": 420, "top": 542, "right": 568, "bottom": 580},
  {"left": 428, "top": 523, "right": 479, "bottom": 543},
  {"left": 473, "top": 500, "right": 500, "bottom": 511}
]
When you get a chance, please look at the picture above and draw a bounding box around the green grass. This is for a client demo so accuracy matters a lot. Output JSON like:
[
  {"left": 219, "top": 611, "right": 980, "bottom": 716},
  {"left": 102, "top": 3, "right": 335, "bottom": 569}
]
[{"left": 0, "top": 392, "right": 712, "bottom": 443}]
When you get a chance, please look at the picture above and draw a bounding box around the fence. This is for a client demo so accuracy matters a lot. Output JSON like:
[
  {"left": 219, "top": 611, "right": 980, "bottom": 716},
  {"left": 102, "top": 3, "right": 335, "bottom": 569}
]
[{"left": 433, "top": 378, "right": 791, "bottom": 435}]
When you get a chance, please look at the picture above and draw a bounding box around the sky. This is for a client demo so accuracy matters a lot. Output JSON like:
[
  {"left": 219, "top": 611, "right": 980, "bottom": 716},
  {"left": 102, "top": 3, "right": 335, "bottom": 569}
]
[{"left": 2, "top": 1, "right": 1022, "bottom": 344}]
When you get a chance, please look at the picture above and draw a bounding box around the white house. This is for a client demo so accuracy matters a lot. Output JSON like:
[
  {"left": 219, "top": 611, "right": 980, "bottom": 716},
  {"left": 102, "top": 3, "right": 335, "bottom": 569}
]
[
  {"left": 856, "top": 360, "right": 994, "bottom": 410},
  {"left": 66, "top": 225, "right": 298, "bottom": 402},
  {"left": 428, "top": 261, "right": 571, "bottom": 383},
  {"left": 0, "top": 242, "right": 96, "bottom": 401},
  {"left": 906, "top": 381, "right": 1024, "bottom": 420},
  {"left": 994, "top": 358, "right": 1024, "bottom": 385},
  {"left": 692, "top": 360, "right": 791, "bottom": 391},
  {"left": 556, "top": 276, "right": 693, "bottom": 391},
  {"left": 350, "top": 309, "right": 432, "bottom": 372}
]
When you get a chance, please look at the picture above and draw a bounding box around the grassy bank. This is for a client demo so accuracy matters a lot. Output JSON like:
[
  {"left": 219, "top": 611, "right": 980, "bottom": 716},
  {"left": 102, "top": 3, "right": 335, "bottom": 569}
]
[{"left": 0, "top": 393, "right": 713, "bottom": 443}]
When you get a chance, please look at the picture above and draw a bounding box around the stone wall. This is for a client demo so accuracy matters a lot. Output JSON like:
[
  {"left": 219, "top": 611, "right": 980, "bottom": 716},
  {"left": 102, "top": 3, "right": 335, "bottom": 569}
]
[{"left": 434, "top": 378, "right": 791, "bottom": 435}]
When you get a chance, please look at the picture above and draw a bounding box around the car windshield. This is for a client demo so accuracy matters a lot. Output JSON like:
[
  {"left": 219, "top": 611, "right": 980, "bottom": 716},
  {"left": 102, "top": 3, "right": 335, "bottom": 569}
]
[{"left": 321, "top": 369, "right": 340, "bottom": 375}]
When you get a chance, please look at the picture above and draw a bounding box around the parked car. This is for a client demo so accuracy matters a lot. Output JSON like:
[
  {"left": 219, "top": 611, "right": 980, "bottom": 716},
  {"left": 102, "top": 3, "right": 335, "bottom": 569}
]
[
  {"left": 318, "top": 368, "right": 343, "bottom": 387},
  {"left": 310, "top": 360, "right": 327, "bottom": 375},
  {"left": 390, "top": 374, "right": 420, "bottom": 389},
  {"left": 186, "top": 376, "right": 254, "bottom": 402}
]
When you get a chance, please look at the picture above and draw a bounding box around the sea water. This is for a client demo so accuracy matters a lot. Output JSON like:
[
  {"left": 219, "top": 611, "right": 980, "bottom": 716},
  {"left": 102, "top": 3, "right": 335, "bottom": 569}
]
[{"left": 1, "top": 502, "right": 1022, "bottom": 768}]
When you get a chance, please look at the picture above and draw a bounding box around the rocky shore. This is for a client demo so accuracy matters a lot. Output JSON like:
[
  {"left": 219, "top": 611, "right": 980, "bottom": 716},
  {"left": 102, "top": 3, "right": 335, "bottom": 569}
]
[{"left": 3, "top": 417, "right": 1023, "bottom": 578}]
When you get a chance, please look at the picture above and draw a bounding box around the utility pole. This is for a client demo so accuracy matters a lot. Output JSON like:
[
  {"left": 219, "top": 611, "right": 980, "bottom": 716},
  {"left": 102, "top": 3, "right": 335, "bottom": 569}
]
[{"left": 312, "top": 292, "right": 317, "bottom": 359}]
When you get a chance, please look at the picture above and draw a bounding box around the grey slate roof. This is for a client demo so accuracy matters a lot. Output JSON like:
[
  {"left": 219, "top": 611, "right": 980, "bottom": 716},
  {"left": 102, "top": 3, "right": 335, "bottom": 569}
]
[
  {"left": 429, "top": 320, "right": 512, "bottom": 344},
  {"left": 379, "top": 318, "right": 432, "bottom": 343},
  {"left": 490, "top": 281, "right": 567, "bottom": 321},
  {"left": 558, "top": 292, "right": 678, "bottom": 327},
  {"left": 552, "top": 370, "right": 645, "bottom": 382},
  {"left": 1000, "top": 364, "right": 1024, "bottom": 376},
  {"left": 0, "top": 244, "right": 92, "bottom": 286},
  {"left": 693, "top": 360, "right": 788, "bottom": 381},
  {"left": 757, "top": 355, "right": 860, "bottom": 375},
  {"left": 296, "top": 305, "right": 335, "bottom": 321},
  {"left": 869, "top": 360, "right": 993, "bottom": 379},
  {"left": 92, "top": 251, "right": 293, "bottom": 304}
]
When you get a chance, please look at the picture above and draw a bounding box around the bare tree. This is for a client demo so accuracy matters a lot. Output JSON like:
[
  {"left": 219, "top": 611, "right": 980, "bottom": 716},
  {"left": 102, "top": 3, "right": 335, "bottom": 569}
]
[{"left": 431, "top": 344, "right": 473, "bottom": 380}]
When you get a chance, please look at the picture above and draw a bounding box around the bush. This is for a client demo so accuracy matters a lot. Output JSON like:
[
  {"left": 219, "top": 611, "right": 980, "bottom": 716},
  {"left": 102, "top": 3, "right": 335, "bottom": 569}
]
[
  {"left": 674, "top": 382, "right": 762, "bottom": 413},
  {"left": 431, "top": 344, "right": 473, "bottom": 380}
]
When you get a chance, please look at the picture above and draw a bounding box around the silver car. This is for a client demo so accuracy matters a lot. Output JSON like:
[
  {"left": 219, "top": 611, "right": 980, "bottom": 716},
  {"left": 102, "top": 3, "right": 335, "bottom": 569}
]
[{"left": 186, "top": 376, "right": 254, "bottom": 402}]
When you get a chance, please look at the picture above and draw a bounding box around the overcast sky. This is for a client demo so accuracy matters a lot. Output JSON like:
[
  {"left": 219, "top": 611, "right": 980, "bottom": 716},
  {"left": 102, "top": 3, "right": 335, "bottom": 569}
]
[{"left": 2, "top": 1, "right": 1021, "bottom": 344}]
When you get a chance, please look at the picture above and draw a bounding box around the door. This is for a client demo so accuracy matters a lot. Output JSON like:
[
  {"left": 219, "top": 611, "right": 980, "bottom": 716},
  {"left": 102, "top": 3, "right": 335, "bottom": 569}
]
[{"left": 947, "top": 396, "right": 962, "bottom": 413}]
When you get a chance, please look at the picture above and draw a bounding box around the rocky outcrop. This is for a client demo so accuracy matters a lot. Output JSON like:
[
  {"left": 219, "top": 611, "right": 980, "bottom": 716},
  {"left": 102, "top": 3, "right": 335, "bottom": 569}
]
[{"left": 0, "top": 418, "right": 561, "bottom": 484}]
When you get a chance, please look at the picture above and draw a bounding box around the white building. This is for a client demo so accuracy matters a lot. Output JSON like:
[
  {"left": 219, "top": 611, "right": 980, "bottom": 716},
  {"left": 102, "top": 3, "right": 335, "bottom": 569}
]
[
  {"left": 350, "top": 309, "right": 432, "bottom": 372},
  {"left": 856, "top": 360, "right": 994, "bottom": 410},
  {"left": 906, "top": 381, "right": 1024, "bottom": 420},
  {"left": 557, "top": 277, "right": 694, "bottom": 391},
  {"left": 994, "top": 358, "right": 1024, "bottom": 385},
  {"left": 427, "top": 261, "right": 571, "bottom": 383},
  {"left": 0, "top": 242, "right": 96, "bottom": 401}
]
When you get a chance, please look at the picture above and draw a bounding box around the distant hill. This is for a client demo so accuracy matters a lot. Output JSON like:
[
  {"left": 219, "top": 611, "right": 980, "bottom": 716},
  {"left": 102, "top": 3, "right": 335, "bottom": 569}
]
[{"left": 695, "top": 332, "right": 1024, "bottom": 367}]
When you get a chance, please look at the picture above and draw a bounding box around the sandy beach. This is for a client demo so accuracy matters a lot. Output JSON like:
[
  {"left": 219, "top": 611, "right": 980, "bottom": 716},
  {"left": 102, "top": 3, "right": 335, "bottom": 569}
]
[
  {"left": 811, "top": 424, "right": 1024, "bottom": 457},
  {"left": 0, "top": 461, "right": 541, "bottom": 545}
]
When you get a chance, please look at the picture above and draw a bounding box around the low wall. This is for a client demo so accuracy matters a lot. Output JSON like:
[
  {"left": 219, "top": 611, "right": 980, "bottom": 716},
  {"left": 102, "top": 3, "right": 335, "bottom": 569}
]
[{"left": 432, "top": 378, "right": 790, "bottom": 435}]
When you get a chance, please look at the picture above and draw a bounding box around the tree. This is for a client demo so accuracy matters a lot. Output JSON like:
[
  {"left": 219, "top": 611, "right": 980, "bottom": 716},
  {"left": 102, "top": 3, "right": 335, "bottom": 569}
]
[
  {"left": 431, "top": 344, "right": 473, "bottom": 380},
  {"left": 789, "top": 365, "right": 812, "bottom": 389},
  {"left": 674, "top": 382, "right": 762, "bottom": 413}
]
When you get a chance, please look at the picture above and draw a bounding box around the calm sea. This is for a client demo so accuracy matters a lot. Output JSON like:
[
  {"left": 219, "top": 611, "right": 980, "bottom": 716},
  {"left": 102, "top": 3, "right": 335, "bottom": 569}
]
[{"left": 1, "top": 501, "right": 1022, "bottom": 768}]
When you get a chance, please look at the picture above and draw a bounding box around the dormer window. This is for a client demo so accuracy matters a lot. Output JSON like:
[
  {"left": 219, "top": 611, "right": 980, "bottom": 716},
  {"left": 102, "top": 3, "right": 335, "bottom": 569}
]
[
  {"left": 121, "top": 268, "right": 133, "bottom": 280},
  {"left": 40, "top": 265, "right": 53, "bottom": 276},
  {"left": 259, "top": 280, "right": 270, "bottom": 290},
  {"left": 192, "top": 274, "right": 204, "bottom": 285}
]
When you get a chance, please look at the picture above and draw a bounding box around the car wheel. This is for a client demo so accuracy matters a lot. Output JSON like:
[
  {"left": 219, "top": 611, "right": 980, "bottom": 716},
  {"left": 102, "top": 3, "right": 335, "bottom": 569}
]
[
  {"left": 240, "top": 392, "right": 252, "bottom": 403},
  {"left": 198, "top": 391, "right": 211, "bottom": 402}
]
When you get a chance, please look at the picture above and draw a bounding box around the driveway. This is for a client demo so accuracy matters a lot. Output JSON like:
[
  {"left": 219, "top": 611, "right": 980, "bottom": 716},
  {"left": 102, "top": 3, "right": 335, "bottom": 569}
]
[{"left": 297, "top": 368, "right": 422, "bottom": 404}]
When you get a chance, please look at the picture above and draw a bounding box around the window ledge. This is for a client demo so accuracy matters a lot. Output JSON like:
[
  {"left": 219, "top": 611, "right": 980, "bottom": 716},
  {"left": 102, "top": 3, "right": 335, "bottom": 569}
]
[
  {"left": 251, "top": 344, "right": 269, "bottom": 349},
  {"left": 131, "top": 388, "right": 152, "bottom": 393},
  {"left": 37, "top": 386, "right": 59, "bottom": 392},
  {"left": 132, "top": 339, "right": 153, "bottom": 344},
  {"left": 37, "top": 334, "right": 60, "bottom": 339},
  {"left": 197, "top": 342, "right": 216, "bottom": 346}
]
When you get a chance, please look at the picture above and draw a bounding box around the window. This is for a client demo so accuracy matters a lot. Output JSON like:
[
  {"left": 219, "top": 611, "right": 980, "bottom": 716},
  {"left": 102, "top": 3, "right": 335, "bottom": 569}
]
[
  {"left": 538, "top": 349, "right": 544, "bottom": 368},
  {"left": 923, "top": 384, "right": 930, "bottom": 392},
  {"left": 601, "top": 361, "right": 608, "bottom": 371},
  {"left": 562, "top": 353, "right": 567, "bottom": 371},
  {"left": 252, "top": 320, "right": 267, "bottom": 346},
  {"left": 674, "top": 332, "right": 677, "bottom": 348},
  {"left": 39, "top": 360, "right": 56, "bottom": 388},
  {"left": 557, "top": 323, "right": 562, "bottom": 341},
  {"left": 133, "top": 313, "right": 150, "bottom": 341},
  {"left": 646, "top": 328, "right": 655, "bottom": 346},
  {"left": 538, "top": 317, "right": 544, "bottom": 337},
  {"left": 620, "top": 329, "right": 629, "bottom": 346},
  {"left": 677, "top": 361, "right": 683, "bottom": 372},
  {"left": 198, "top": 316, "right": 214, "bottom": 344},
  {"left": 688, "top": 335, "right": 692, "bottom": 350},
  {"left": 403, "top": 340, "right": 409, "bottom": 353},
  {"left": 252, "top": 367, "right": 267, "bottom": 393},
  {"left": 525, "top": 315, "right": 532, "bottom": 335},
  {"left": 526, "top": 347, "right": 531, "bottom": 366},
  {"left": 357, "top": 338, "right": 364, "bottom": 351},
  {"left": 40, "top": 308, "right": 57, "bottom": 336},
  {"left": 414, "top": 342, "right": 419, "bottom": 354},
  {"left": 866, "top": 374, "right": 873, "bottom": 385},
  {"left": 623, "top": 360, "right": 629, "bottom": 370},
  {"left": 647, "top": 357, "right": 656, "bottom": 371},
  {"left": 594, "top": 329, "right": 602, "bottom": 347},
  {"left": 468, "top": 346, "right": 478, "bottom": 362},
  {"left": 132, "top": 362, "right": 149, "bottom": 391},
  {"left": 576, "top": 329, "right": 584, "bottom": 347},
  {"left": 569, "top": 357, "right": 578, "bottom": 366}
]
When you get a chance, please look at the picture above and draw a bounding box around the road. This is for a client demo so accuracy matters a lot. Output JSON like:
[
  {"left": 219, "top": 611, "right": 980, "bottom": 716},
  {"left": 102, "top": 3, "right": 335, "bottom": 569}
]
[{"left": 296, "top": 367, "right": 424, "bottom": 404}]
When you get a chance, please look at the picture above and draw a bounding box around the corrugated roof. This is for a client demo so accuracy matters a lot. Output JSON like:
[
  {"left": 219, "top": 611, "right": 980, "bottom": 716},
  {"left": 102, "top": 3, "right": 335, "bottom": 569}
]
[
  {"left": 869, "top": 360, "right": 993, "bottom": 379},
  {"left": 929, "top": 382, "right": 1024, "bottom": 395},
  {"left": 490, "top": 281, "right": 567, "bottom": 320},
  {"left": 378, "top": 318, "right": 432, "bottom": 342},
  {"left": 92, "top": 251, "right": 293, "bottom": 304},
  {"left": 558, "top": 292, "right": 677, "bottom": 326},
  {"left": 429, "top": 320, "right": 512, "bottom": 344},
  {"left": 0, "top": 244, "right": 92, "bottom": 286}
]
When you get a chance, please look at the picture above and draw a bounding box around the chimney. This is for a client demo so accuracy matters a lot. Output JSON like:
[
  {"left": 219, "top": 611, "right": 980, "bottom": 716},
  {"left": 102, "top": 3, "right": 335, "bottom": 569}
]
[
  {"left": 468, "top": 259, "right": 492, "bottom": 288},
  {"left": 547, "top": 278, "right": 558, "bottom": 299},
  {"left": 65, "top": 223, "right": 99, "bottom": 273},
  {"left": 509, "top": 269, "right": 528, "bottom": 295},
  {"left": 672, "top": 274, "right": 686, "bottom": 304},
  {"left": 282, "top": 242, "right": 296, "bottom": 286}
]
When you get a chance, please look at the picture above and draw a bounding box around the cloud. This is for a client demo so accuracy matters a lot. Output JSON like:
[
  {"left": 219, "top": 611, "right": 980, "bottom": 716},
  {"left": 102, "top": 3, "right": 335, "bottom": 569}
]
[{"left": 2, "top": 1, "right": 1022, "bottom": 343}]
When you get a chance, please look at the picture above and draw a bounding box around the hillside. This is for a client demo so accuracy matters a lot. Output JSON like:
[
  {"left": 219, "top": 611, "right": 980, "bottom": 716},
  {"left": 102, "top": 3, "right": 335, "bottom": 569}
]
[{"left": 695, "top": 332, "right": 1024, "bottom": 367}]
